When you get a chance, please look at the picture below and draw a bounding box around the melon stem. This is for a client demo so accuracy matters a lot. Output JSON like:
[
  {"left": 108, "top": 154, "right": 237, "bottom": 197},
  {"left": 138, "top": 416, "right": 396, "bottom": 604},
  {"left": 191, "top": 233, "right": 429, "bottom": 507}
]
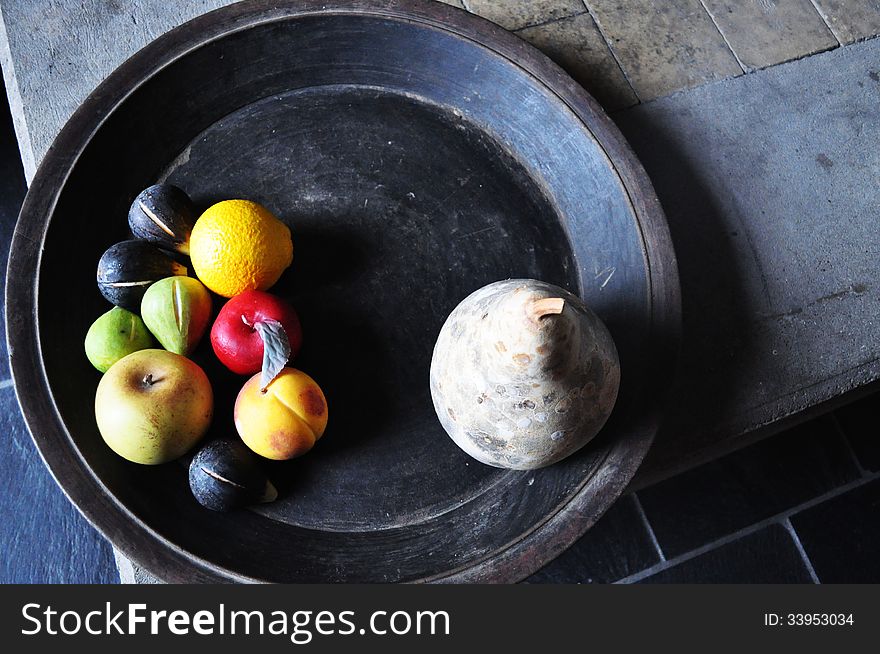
[{"left": 528, "top": 297, "right": 565, "bottom": 323}]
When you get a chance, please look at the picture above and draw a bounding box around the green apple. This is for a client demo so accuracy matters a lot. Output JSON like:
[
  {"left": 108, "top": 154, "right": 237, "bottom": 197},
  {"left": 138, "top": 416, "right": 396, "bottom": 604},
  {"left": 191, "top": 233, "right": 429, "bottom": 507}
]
[
  {"left": 95, "top": 349, "right": 213, "bottom": 464},
  {"left": 84, "top": 306, "right": 154, "bottom": 373},
  {"left": 141, "top": 276, "right": 212, "bottom": 356}
]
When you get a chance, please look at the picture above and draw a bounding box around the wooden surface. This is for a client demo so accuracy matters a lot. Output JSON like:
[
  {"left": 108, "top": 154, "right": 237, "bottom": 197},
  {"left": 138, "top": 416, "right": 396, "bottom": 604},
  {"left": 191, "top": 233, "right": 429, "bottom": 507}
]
[{"left": 5, "top": 0, "right": 678, "bottom": 583}]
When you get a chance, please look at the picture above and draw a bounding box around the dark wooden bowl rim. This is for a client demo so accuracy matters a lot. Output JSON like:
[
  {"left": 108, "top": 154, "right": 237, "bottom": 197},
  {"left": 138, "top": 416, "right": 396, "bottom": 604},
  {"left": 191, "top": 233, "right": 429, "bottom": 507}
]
[{"left": 5, "top": 0, "right": 681, "bottom": 583}]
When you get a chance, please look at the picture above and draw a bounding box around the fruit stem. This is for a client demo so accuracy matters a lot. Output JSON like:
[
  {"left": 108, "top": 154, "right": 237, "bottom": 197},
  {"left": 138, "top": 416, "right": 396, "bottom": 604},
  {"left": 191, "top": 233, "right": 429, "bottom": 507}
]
[
  {"left": 528, "top": 298, "right": 565, "bottom": 323},
  {"left": 261, "top": 480, "right": 279, "bottom": 503},
  {"left": 143, "top": 374, "right": 155, "bottom": 386},
  {"left": 241, "top": 314, "right": 253, "bottom": 329}
]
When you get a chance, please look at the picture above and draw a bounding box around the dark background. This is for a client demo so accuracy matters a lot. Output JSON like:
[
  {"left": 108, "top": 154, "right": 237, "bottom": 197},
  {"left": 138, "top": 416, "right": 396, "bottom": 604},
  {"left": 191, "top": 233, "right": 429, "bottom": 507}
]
[{"left": 0, "top": 82, "right": 876, "bottom": 584}]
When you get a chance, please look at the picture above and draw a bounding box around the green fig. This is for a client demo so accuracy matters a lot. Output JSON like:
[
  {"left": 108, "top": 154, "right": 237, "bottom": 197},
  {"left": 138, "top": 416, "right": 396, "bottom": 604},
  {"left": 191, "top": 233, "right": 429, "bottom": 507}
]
[
  {"left": 141, "top": 276, "right": 212, "bottom": 356},
  {"left": 84, "top": 306, "right": 154, "bottom": 373}
]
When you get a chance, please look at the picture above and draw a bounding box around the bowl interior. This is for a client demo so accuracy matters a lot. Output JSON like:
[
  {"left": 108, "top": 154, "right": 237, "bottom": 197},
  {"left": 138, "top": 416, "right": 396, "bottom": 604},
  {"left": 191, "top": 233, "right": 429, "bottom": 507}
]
[{"left": 35, "top": 12, "right": 654, "bottom": 582}]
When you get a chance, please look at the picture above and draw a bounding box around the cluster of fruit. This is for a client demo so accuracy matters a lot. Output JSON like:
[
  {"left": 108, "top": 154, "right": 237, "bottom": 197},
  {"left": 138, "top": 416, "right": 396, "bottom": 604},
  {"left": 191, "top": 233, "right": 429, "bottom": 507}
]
[{"left": 85, "top": 183, "right": 328, "bottom": 511}]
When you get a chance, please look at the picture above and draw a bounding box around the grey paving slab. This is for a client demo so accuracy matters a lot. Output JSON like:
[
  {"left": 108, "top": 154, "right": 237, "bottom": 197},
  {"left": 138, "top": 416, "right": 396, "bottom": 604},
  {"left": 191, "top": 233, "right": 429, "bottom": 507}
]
[
  {"left": 810, "top": 0, "right": 880, "bottom": 43},
  {"left": 466, "top": 0, "right": 585, "bottom": 31},
  {"left": 0, "top": 0, "right": 236, "bottom": 181},
  {"left": 615, "top": 36, "right": 880, "bottom": 482},
  {"left": 585, "top": 0, "right": 743, "bottom": 100},
  {"left": 702, "top": 0, "right": 837, "bottom": 71},
  {"left": 516, "top": 12, "right": 637, "bottom": 110}
]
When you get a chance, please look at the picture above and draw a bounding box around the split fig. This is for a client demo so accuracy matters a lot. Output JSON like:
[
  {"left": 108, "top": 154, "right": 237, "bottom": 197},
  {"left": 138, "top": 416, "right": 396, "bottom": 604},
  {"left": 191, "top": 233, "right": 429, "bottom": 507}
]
[
  {"left": 128, "top": 184, "right": 197, "bottom": 254},
  {"left": 96, "top": 240, "right": 188, "bottom": 311},
  {"left": 429, "top": 279, "right": 620, "bottom": 470},
  {"left": 189, "top": 439, "right": 277, "bottom": 511},
  {"left": 140, "top": 276, "right": 212, "bottom": 356}
]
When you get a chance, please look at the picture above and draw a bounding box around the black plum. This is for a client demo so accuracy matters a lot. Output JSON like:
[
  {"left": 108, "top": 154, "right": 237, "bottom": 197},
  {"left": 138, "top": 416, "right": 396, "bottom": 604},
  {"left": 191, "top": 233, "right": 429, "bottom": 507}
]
[
  {"left": 189, "top": 439, "right": 278, "bottom": 512},
  {"left": 128, "top": 184, "right": 197, "bottom": 254},
  {"left": 96, "top": 240, "right": 188, "bottom": 311}
]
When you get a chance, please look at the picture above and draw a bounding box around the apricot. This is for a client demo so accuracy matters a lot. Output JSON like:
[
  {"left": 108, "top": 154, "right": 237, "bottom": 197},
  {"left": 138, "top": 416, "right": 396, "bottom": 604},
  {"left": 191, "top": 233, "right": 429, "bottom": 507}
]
[{"left": 234, "top": 367, "right": 328, "bottom": 460}]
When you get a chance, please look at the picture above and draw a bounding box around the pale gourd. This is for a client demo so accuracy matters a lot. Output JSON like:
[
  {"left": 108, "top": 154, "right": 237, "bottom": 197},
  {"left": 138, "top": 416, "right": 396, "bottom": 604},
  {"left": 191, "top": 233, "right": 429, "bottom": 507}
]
[{"left": 429, "top": 279, "right": 620, "bottom": 469}]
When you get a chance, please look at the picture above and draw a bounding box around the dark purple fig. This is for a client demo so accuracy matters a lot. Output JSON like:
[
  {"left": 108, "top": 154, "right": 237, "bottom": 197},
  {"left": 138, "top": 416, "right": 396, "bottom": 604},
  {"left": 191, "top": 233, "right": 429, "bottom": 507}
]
[
  {"left": 128, "top": 184, "right": 196, "bottom": 254},
  {"left": 97, "top": 240, "right": 187, "bottom": 311},
  {"left": 189, "top": 439, "right": 277, "bottom": 512}
]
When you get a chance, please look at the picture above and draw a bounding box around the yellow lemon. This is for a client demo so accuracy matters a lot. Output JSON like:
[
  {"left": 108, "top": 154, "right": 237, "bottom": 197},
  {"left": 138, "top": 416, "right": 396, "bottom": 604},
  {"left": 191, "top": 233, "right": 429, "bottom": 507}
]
[{"left": 190, "top": 200, "right": 293, "bottom": 298}]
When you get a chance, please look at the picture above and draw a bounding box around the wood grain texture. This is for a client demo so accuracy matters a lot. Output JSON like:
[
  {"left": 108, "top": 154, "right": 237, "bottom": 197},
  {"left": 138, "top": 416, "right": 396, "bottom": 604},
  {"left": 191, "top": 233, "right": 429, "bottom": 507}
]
[
  {"left": 586, "top": 0, "right": 743, "bottom": 100},
  {"left": 516, "top": 12, "right": 637, "bottom": 110},
  {"left": 702, "top": 0, "right": 837, "bottom": 70}
]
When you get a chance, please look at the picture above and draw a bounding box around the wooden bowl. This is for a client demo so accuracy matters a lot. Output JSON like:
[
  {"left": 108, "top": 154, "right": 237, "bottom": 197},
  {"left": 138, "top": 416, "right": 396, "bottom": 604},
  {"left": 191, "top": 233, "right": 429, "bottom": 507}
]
[{"left": 6, "top": 0, "right": 680, "bottom": 582}]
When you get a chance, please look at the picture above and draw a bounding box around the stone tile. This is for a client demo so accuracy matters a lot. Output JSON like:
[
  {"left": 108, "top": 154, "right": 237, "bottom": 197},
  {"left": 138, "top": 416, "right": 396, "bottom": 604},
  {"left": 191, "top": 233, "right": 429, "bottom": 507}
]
[
  {"left": 0, "top": 387, "right": 118, "bottom": 582},
  {"left": 834, "top": 393, "right": 880, "bottom": 472},
  {"left": 466, "top": 0, "right": 586, "bottom": 31},
  {"left": 585, "top": 0, "right": 742, "bottom": 100},
  {"left": 0, "top": 85, "right": 28, "bottom": 381},
  {"left": 702, "top": 0, "right": 837, "bottom": 71},
  {"left": 791, "top": 479, "right": 880, "bottom": 582},
  {"left": 638, "top": 417, "right": 860, "bottom": 557},
  {"left": 526, "top": 495, "right": 660, "bottom": 583},
  {"left": 517, "top": 13, "right": 637, "bottom": 110},
  {"left": 616, "top": 38, "right": 880, "bottom": 484},
  {"left": 639, "top": 524, "right": 813, "bottom": 583},
  {"left": 810, "top": 0, "right": 880, "bottom": 43},
  {"left": 0, "top": 0, "right": 237, "bottom": 181},
  {"left": 435, "top": 0, "right": 465, "bottom": 8}
]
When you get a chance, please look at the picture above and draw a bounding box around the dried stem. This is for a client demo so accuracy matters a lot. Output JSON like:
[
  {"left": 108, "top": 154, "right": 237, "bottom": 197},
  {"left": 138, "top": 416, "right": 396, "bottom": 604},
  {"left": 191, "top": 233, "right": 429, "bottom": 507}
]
[{"left": 528, "top": 297, "right": 565, "bottom": 323}]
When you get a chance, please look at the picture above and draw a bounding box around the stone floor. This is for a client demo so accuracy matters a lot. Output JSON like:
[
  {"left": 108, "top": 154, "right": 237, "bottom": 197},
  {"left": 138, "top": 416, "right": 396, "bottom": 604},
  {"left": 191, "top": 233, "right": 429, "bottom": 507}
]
[
  {"left": 528, "top": 404, "right": 880, "bottom": 583},
  {"left": 4, "top": 1, "right": 880, "bottom": 178},
  {"left": 462, "top": 0, "right": 880, "bottom": 109},
  {"left": 2, "top": 0, "right": 880, "bottom": 583}
]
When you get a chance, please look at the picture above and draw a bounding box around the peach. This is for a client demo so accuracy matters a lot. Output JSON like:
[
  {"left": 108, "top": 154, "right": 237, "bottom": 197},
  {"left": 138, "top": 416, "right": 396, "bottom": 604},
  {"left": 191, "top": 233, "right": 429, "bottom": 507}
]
[{"left": 234, "top": 367, "right": 328, "bottom": 460}]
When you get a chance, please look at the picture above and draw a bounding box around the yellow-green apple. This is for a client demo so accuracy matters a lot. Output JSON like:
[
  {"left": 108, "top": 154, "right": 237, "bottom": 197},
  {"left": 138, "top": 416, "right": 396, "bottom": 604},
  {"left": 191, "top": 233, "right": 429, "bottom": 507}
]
[
  {"left": 234, "top": 367, "right": 327, "bottom": 460},
  {"left": 95, "top": 349, "right": 213, "bottom": 464},
  {"left": 210, "top": 290, "right": 302, "bottom": 374}
]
